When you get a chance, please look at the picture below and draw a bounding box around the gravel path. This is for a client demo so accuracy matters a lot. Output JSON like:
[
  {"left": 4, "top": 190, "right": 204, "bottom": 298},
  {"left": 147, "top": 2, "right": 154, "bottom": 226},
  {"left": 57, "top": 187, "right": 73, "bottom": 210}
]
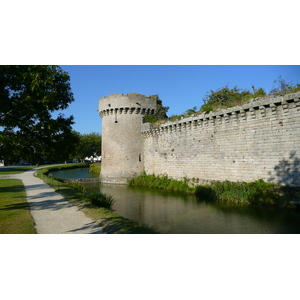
[{"left": 7, "top": 168, "right": 102, "bottom": 234}]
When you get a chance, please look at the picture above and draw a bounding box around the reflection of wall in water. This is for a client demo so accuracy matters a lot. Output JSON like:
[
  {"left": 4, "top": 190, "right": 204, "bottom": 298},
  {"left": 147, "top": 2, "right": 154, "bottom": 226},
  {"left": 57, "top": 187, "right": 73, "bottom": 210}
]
[
  {"left": 99, "top": 184, "right": 200, "bottom": 225},
  {"left": 98, "top": 183, "right": 298, "bottom": 233}
]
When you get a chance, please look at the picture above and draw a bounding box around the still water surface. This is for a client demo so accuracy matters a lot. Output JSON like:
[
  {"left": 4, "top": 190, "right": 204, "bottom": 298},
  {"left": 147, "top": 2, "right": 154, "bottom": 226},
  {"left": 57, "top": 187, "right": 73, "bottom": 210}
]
[
  {"left": 52, "top": 168, "right": 300, "bottom": 234},
  {"left": 50, "top": 167, "right": 98, "bottom": 179}
]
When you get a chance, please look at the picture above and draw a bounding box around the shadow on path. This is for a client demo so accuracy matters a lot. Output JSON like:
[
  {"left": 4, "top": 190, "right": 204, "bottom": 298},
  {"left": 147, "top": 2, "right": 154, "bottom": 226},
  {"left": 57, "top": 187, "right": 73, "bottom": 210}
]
[
  {"left": 27, "top": 196, "right": 75, "bottom": 211},
  {"left": 67, "top": 222, "right": 103, "bottom": 234}
]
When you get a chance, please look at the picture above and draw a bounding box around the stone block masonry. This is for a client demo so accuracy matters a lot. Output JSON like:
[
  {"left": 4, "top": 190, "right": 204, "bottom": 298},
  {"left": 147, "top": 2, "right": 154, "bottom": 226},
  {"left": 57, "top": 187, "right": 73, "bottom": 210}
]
[
  {"left": 142, "top": 92, "right": 300, "bottom": 186},
  {"left": 99, "top": 93, "right": 156, "bottom": 184},
  {"left": 99, "top": 92, "right": 300, "bottom": 186}
]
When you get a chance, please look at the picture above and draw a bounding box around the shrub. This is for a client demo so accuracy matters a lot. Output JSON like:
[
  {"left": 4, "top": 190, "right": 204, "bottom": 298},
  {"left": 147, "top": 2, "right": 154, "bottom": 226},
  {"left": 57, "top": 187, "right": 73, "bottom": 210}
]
[
  {"left": 89, "top": 163, "right": 101, "bottom": 175},
  {"left": 70, "top": 182, "right": 115, "bottom": 209},
  {"left": 195, "top": 179, "right": 284, "bottom": 206},
  {"left": 87, "top": 191, "right": 115, "bottom": 209},
  {"left": 194, "top": 185, "right": 216, "bottom": 201},
  {"left": 200, "top": 85, "right": 268, "bottom": 113},
  {"left": 71, "top": 182, "right": 87, "bottom": 195},
  {"left": 129, "top": 172, "right": 193, "bottom": 192}
]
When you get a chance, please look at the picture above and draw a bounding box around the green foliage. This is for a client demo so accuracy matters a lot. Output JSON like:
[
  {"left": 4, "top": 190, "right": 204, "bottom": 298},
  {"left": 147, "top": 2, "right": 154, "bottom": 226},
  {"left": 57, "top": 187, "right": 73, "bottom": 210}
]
[
  {"left": 195, "top": 179, "right": 285, "bottom": 206},
  {"left": 129, "top": 174, "right": 296, "bottom": 207},
  {"left": 87, "top": 192, "right": 115, "bottom": 209},
  {"left": 0, "top": 65, "right": 77, "bottom": 164},
  {"left": 169, "top": 106, "right": 198, "bottom": 121},
  {"left": 0, "top": 179, "right": 36, "bottom": 234},
  {"left": 144, "top": 95, "right": 169, "bottom": 123},
  {"left": 70, "top": 182, "right": 114, "bottom": 210},
  {"left": 146, "top": 77, "right": 300, "bottom": 125},
  {"left": 71, "top": 182, "right": 87, "bottom": 195},
  {"left": 129, "top": 172, "right": 194, "bottom": 192},
  {"left": 73, "top": 131, "right": 102, "bottom": 160},
  {"left": 89, "top": 163, "right": 101, "bottom": 175},
  {"left": 0, "top": 166, "right": 36, "bottom": 175},
  {"left": 269, "top": 76, "right": 300, "bottom": 95},
  {"left": 41, "top": 163, "right": 89, "bottom": 175},
  {"left": 200, "top": 77, "right": 300, "bottom": 113},
  {"left": 201, "top": 85, "right": 267, "bottom": 113},
  {"left": 144, "top": 114, "right": 159, "bottom": 123},
  {"left": 194, "top": 185, "right": 215, "bottom": 201}
]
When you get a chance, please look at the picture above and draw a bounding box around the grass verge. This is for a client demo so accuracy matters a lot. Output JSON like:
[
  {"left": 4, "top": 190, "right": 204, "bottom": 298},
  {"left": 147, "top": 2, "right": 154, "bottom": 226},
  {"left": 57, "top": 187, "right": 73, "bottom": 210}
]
[
  {"left": 0, "top": 166, "right": 36, "bottom": 175},
  {"left": 128, "top": 171, "right": 195, "bottom": 193},
  {"left": 89, "top": 163, "right": 101, "bottom": 175},
  {"left": 0, "top": 179, "right": 36, "bottom": 234},
  {"left": 129, "top": 173, "right": 300, "bottom": 208},
  {"left": 35, "top": 167, "right": 158, "bottom": 234},
  {"left": 195, "top": 179, "right": 300, "bottom": 207},
  {"left": 41, "top": 162, "right": 90, "bottom": 174}
]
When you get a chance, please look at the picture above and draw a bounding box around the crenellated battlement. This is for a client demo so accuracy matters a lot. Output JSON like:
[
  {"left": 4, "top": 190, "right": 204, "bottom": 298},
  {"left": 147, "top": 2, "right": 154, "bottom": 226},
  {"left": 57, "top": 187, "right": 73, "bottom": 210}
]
[
  {"left": 100, "top": 107, "right": 155, "bottom": 118},
  {"left": 99, "top": 93, "right": 156, "bottom": 118},
  {"left": 142, "top": 92, "right": 300, "bottom": 138}
]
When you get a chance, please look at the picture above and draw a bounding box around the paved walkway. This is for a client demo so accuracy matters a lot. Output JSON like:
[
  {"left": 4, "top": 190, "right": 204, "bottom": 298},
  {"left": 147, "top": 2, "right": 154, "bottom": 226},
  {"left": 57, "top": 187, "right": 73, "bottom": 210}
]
[{"left": 3, "top": 168, "right": 102, "bottom": 234}]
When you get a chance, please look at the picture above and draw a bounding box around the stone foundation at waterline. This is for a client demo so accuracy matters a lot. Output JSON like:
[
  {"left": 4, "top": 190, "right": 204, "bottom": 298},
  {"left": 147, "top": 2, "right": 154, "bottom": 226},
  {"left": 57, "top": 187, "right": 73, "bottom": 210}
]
[{"left": 99, "top": 92, "right": 300, "bottom": 186}]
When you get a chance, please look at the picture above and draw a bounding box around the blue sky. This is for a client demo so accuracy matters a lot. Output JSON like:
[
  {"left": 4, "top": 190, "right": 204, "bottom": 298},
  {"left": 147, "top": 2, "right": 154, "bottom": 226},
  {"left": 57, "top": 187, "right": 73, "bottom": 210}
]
[{"left": 60, "top": 65, "right": 300, "bottom": 135}]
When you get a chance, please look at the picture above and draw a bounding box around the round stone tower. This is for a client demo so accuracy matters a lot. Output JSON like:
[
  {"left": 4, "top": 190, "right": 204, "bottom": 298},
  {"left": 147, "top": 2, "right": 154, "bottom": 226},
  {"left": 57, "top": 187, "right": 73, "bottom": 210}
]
[{"left": 98, "top": 93, "right": 156, "bottom": 184}]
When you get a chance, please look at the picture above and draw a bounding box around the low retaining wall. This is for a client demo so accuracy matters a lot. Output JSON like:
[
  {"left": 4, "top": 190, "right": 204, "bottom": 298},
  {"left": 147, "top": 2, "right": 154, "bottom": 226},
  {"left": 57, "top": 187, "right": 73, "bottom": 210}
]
[{"left": 62, "top": 178, "right": 100, "bottom": 184}]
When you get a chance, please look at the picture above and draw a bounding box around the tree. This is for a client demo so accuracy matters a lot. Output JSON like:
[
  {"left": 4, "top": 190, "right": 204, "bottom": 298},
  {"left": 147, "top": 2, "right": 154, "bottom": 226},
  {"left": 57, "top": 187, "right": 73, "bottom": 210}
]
[
  {"left": 201, "top": 85, "right": 266, "bottom": 113},
  {"left": 0, "top": 65, "right": 78, "bottom": 164},
  {"left": 269, "top": 76, "right": 300, "bottom": 95},
  {"left": 144, "top": 95, "right": 169, "bottom": 123},
  {"left": 73, "top": 132, "right": 102, "bottom": 161}
]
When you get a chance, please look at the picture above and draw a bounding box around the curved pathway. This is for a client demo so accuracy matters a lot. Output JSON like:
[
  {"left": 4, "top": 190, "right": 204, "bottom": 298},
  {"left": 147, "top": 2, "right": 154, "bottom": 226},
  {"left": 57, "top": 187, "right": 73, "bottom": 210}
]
[{"left": 6, "top": 168, "right": 102, "bottom": 234}]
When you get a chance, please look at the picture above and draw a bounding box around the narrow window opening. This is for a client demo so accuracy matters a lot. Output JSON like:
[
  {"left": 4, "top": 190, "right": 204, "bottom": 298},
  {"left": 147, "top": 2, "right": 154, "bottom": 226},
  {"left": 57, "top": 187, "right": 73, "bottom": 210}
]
[{"left": 139, "top": 154, "right": 142, "bottom": 162}]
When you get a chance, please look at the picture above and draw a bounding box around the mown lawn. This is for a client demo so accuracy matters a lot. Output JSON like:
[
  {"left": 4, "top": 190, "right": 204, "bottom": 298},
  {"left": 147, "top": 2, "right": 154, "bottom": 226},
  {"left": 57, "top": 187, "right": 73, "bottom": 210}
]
[
  {"left": 0, "top": 179, "right": 36, "bottom": 234},
  {"left": 0, "top": 166, "right": 36, "bottom": 175}
]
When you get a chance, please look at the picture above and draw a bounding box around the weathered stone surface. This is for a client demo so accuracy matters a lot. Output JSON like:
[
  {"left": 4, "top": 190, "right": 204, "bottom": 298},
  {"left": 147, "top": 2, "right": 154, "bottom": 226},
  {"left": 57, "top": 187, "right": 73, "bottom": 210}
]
[
  {"left": 99, "top": 93, "right": 156, "bottom": 184},
  {"left": 99, "top": 92, "right": 300, "bottom": 186}
]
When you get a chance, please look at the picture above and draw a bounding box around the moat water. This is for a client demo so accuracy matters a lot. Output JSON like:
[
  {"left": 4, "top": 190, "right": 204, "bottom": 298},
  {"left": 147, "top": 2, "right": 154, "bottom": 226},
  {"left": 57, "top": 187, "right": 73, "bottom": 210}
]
[
  {"left": 50, "top": 167, "right": 98, "bottom": 179},
  {"left": 51, "top": 168, "right": 300, "bottom": 234}
]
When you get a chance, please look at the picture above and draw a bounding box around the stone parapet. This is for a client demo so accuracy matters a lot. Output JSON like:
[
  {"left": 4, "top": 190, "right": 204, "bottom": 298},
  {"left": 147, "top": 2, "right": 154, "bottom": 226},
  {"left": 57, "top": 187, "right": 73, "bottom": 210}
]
[
  {"left": 99, "top": 93, "right": 156, "bottom": 118},
  {"left": 142, "top": 92, "right": 300, "bottom": 137}
]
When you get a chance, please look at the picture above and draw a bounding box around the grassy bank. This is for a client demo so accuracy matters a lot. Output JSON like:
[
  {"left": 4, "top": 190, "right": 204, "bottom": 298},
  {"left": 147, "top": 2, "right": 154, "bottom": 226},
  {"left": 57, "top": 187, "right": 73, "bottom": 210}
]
[
  {"left": 35, "top": 167, "right": 158, "bottom": 233},
  {"left": 89, "top": 163, "right": 101, "bottom": 175},
  {"left": 0, "top": 166, "right": 36, "bottom": 175},
  {"left": 195, "top": 180, "right": 300, "bottom": 208},
  {"left": 41, "top": 162, "right": 90, "bottom": 175},
  {"left": 129, "top": 173, "right": 300, "bottom": 208},
  {"left": 128, "top": 172, "right": 195, "bottom": 192},
  {"left": 0, "top": 179, "right": 36, "bottom": 234}
]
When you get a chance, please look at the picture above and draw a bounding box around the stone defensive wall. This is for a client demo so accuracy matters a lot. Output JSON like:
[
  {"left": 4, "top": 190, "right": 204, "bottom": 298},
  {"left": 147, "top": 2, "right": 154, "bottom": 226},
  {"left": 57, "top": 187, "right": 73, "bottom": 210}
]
[{"left": 142, "top": 92, "right": 300, "bottom": 186}]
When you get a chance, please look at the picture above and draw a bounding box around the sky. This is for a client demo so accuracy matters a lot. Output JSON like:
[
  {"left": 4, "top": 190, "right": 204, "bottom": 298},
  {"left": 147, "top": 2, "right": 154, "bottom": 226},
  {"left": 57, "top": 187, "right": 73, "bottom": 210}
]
[{"left": 60, "top": 65, "right": 300, "bottom": 135}]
